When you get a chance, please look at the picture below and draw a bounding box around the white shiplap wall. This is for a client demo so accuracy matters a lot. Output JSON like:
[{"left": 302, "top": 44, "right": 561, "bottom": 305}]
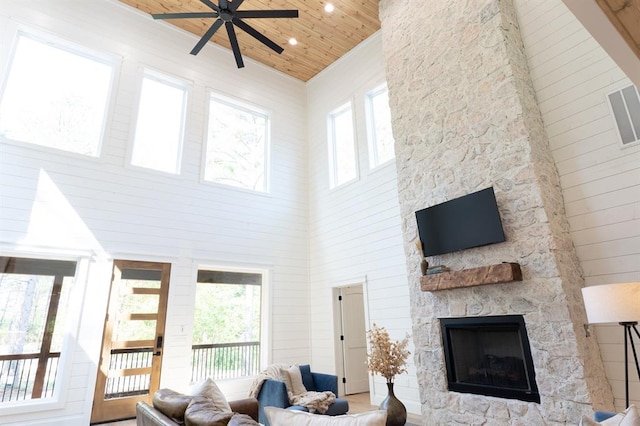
[
  {"left": 0, "top": 0, "right": 308, "bottom": 424},
  {"left": 305, "top": 33, "right": 421, "bottom": 414},
  {"left": 514, "top": 0, "right": 640, "bottom": 412},
  {"left": 1, "top": 0, "right": 637, "bottom": 424}
]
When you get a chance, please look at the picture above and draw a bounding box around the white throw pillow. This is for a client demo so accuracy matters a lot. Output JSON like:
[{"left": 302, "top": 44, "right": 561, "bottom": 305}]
[
  {"left": 285, "top": 365, "right": 308, "bottom": 396},
  {"left": 580, "top": 405, "right": 639, "bottom": 426},
  {"left": 264, "top": 407, "right": 387, "bottom": 426},
  {"left": 189, "top": 377, "right": 232, "bottom": 413}
]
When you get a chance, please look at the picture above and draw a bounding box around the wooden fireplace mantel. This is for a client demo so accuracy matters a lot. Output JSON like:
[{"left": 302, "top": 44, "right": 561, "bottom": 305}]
[{"left": 420, "top": 262, "right": 522, "bottom": 292}]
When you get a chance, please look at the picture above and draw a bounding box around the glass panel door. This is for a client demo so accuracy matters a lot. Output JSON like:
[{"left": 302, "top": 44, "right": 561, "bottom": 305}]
[{"left": 91, "top": 260, "right": 170, "bottom": 423}]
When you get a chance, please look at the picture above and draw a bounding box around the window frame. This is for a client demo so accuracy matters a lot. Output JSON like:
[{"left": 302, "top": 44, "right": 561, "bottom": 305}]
[
  {"left": 202, "top": 92, "right": 271, "bottom": 194},
  {"left": 128, "top": 67, "right": 189, "bottom": 175},
  {"left": 606, "top": 84, "right": 640, "bottom": 149},
  {"left": 365, "top": 84, "right": 395, "bottom": 169},
  {"left": 192, "top": 264, "right": 270, "bottom": 382},
  {"left": 327, "top": 101, "right": 358, "bottom": 189},
  {"left": 0, "top": 253, "right": 88, "bottom": 415},
  {"left": 0, "top": 26, "right": 117, "bottom": 158}
]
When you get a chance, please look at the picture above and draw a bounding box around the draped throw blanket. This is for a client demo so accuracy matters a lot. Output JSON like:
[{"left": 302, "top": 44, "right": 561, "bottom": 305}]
[
  {"left": 248, "top": 364, "right": 336, "bottom": 414},
  {"left": 289, "top": 390, "right": 335, "bottom": 414},
  {"left": 248, "top": 363, "right": 289, "bottom": 399}
]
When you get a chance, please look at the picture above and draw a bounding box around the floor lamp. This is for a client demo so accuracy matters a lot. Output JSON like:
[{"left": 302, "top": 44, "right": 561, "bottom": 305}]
[{"left": 582, "top": 282, "right": 640, "bottom": 408}]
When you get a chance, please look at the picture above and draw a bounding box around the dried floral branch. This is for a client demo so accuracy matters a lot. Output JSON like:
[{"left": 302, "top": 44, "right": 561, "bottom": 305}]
[{"left": 366, "top": 323, "right": 410, "bottom": 384}]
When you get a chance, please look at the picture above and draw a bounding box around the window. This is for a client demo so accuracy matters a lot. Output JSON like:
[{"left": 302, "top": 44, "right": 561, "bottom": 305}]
[
  {"left": 0, "top": 257, "right": 77, "bottom": 402},
  {"left": 204, "top": 96, "right": 269, "bottom": 192},
  {"left": 191, "top": 270, "right": 262, "bottom": 382},
  {"left": 328, "top": 102, "right": 357, "bottom": 188},
  {"left": 607, "top": 85, "right": 640, "bottom": 146},
  {"left": 131, "top": 70, "right": 187, "bottom": 174},
  {"left": 366, "top": 85, "right": 395, "bottom": 168},
  {"left": 0, "top": 31, "right": 113, "bottom": 156}
]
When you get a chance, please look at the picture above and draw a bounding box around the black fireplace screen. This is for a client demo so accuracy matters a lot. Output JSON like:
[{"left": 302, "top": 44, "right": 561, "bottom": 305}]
[{"left": 440, "top": 315, "right": 540, "bottom": 403}]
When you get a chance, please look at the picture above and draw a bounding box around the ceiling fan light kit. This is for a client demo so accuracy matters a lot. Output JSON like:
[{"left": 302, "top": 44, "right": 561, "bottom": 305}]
[{"left": 152, "top": 0, "right": 299, "bottom": 69}]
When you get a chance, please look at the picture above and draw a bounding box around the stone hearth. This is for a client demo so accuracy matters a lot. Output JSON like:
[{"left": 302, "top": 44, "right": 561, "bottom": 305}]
[{"left": 378, "top": 0, "right": 615, "bottom": 424}]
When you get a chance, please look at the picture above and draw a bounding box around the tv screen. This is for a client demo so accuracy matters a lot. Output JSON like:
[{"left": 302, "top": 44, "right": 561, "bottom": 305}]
[{"left": 415, "top": 187, "right": 506, "bottom": 257}]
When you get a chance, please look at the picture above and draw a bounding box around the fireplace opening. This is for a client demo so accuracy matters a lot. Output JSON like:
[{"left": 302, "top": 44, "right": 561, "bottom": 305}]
[{"left": 440, "top": 315, "right": 540, "bottom": 403}]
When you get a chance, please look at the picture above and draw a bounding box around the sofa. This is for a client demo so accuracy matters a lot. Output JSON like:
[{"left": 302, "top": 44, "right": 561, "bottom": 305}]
[
  {"left": 264, "top": 407, "right": 387, "bottom": 426},
  {"left": 136, "top": 387, "right": 259, "bottom": 426},
  {"left": 256, "top": 365, "right": 349, "bottom": 426}
]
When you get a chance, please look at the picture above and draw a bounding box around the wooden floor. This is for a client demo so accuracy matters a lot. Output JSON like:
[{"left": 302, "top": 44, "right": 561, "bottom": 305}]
[{"left": 100, "top": 392, "right": 421, "bottom": 425}]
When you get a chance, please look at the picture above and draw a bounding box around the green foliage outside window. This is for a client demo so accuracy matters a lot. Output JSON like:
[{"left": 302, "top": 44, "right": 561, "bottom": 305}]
[{"left": 193, "top": 283, "right": 260, "bottom": 344}]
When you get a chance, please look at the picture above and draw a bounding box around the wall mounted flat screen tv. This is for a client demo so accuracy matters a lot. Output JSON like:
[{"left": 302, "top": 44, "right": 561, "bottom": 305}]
[{"left": 415, "top": 187, "right": 506, "bottom": 257}]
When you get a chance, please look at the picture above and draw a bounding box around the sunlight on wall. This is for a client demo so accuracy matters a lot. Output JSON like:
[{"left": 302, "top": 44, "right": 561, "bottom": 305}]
[{"left": 21, "top": 169, "right": 106, "bottom": 257}]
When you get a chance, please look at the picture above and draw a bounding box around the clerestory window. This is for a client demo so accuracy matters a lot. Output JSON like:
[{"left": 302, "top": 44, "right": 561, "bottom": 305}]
[
  {"left": 0, "top": 31, "right": 114, "bottom": 157},
  {"left": 366, "top": 85, "right": 395, "bottom": 168},
  {"left": 204, "top": 96, "right": 269, "bottom": 192},
  {"left": 328, "top": 102, "right": 357, "bottom": 188},
  {"left": 607, "top": 84, "right": 640, "bottom": 147},
  {"left": 131, "top": 69, "right": 188, "bottom": 174}
]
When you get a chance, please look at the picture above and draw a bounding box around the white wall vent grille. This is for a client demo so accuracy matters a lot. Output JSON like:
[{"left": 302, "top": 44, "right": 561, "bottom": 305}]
[{"left": 607, "top": 85, "right": 640, "bottom": 146}]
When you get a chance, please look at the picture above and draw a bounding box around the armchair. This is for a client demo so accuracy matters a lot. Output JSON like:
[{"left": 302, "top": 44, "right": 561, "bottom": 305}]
[{"left": 256, "top": 365, "right": 349, "bottom": 426}]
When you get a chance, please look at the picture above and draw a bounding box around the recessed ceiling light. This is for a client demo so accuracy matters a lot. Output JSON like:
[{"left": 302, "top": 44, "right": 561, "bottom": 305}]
[
  {"left": 324, "top": 3, "right": 335, "bottom": 13},
  {"left": 289, "top": 38, "right": 298, "bottom": 45}
]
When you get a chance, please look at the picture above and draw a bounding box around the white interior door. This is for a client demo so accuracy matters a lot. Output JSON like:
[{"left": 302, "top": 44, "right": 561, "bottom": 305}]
[{"left": 340, "top": 285, "right": 369, "bottom": 394}]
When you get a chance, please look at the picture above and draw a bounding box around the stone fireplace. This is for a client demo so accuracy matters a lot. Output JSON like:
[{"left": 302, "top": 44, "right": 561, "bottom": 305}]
[{"left": 378, "top": 0, "right": 615, "bottom": 423}]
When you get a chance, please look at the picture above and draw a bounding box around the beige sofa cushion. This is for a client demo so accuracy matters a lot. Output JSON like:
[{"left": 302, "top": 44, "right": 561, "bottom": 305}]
[
  {"left": 284, "top": 365, "right": 307, "bottom": 396},
  {"left": 264, "top": 407, "right": 387, "bottom": 426}
]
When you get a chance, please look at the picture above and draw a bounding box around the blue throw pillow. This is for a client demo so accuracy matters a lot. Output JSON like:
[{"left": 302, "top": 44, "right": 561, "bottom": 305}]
[{"left": 298, "top": 364, "right": 316, "bottom": 391}]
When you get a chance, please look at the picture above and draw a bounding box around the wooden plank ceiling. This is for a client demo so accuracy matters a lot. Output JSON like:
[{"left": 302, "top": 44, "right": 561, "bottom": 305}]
[
  {"left": 118, "top": 0, "right": 381, "bottom": 82},
  {"left": 595, "top": 0, "right": 640, "bottom": 60}
]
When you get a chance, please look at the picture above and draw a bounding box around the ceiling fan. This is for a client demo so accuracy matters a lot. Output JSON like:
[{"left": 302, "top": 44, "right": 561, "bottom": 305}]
[{"left": 151, "top": 0, "right": 299, "bottom": 68}]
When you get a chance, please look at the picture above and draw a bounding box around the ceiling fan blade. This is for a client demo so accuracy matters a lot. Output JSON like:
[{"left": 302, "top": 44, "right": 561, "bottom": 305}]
[
  {"left": 233, "top": 18, "right": 284, "bottom": 54},
  {"left": 230, "top": 0, "right": 245, "bottom": 12},
  {"left": 219, "top": 0, "right": 229, "bottom": 9},
  {"left": 152, "top": 12, "right": 218, "bottom": 20},
  {"left": 235, "top": 10, "right": 299, "bottom": 19},
  {"left": 199, "top": 0, "right": 220, "bottom": 12},
  {"left": 225, "top": 22, "right": 244, "bottom": 68},
  {"left": 190, "top": 19, "right": 224, "bottom": 55}
]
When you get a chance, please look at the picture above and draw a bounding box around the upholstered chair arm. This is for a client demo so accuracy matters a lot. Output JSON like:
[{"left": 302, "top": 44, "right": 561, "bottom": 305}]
[
  {"left": 311, "top": 372, "right": 338, "bottom": 395},
  {"left": 257, "top": 379, "right": 290, "bottom": 426}
]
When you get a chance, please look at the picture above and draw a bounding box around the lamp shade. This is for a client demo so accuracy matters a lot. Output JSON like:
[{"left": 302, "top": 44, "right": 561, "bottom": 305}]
[{"left": 581, "top": 282, "right": 640, "bottom": 324}]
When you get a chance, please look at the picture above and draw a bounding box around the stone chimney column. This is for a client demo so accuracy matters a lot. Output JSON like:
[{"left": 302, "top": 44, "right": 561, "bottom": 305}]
[{"left": 378, "top": 0, "right": 614, "bottom": 422}]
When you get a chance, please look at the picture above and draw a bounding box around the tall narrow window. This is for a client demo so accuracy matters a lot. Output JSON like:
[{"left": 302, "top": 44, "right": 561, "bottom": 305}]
[
  {"left": 0, "top": 32, "right": 113, "bottom": 156},
  {"left": 366, "top": 85, "right": 395, "bottom": 168},
  {"left": 191, "top": 270, "right": 262, "bottom": 382},
  {"left": 204, "top": 96, "right": 269, "bottom": 192},
  {"left": 131, "top": 70, "right": 187, "bottom": 174},
  {"left": 0, "top": 257, "right": 77, "bottom": 402},
  {"left": 328, "top": 102, "right": 357, "bottom": 188},
  {"left": 608, "top": 85, "right": 640, "bottom": 146}
]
